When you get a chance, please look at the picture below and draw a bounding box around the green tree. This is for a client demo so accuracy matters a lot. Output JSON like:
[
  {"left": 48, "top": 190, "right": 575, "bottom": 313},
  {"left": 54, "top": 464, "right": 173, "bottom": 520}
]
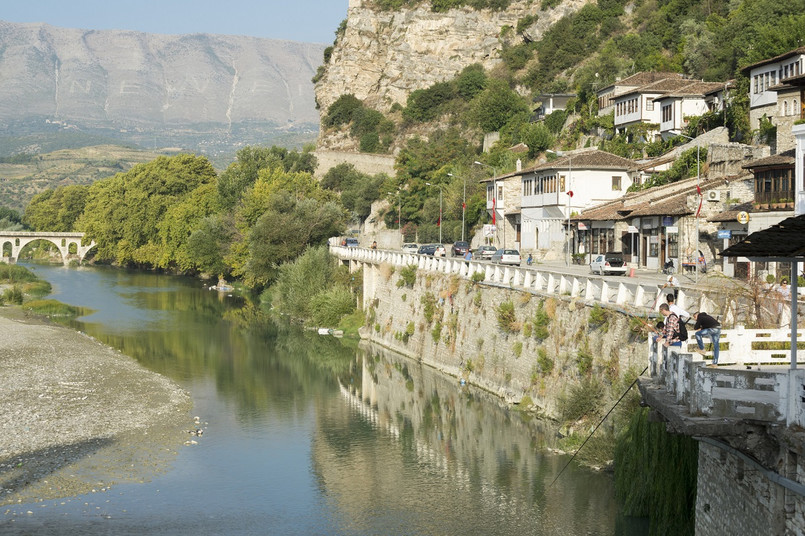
[
  {"left": 471, "top": 79, "right": 530, "bottom": 132},
  {"left": 243, "top": 192, "right": 347, "bottom": 287},
  {"left": 77, "top": 154, "right": 217, "bottom": 266}
]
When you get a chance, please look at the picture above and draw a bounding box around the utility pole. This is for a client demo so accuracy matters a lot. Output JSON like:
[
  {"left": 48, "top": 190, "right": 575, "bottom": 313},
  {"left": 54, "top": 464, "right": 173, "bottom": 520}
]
[
  {"left": 674, "top": 132, "right": 702, "bottom": 284},
  {"left": 547, "top": 150, "right": 573, "bottom": 266}
]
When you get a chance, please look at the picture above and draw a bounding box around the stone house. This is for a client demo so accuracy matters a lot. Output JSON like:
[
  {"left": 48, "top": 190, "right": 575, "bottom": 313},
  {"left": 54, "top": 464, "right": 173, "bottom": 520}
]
[
  {"left": 741, "top": 46, "right": 805, "bottom": 153},
  {"left": 575, "top": 174, "right": 753, "bottom": 271},
  {"left": 655, "top": 81, "right": 732, "bottom": 139},
  {"left": 480, "top": 150, "right": 636, "bottom": 258},
  {"left": 596, "top": 71, "right": 685, "bottom": 116}
]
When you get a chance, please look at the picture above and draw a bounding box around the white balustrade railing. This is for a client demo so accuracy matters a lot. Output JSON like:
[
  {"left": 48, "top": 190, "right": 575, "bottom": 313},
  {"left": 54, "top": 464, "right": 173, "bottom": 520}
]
[{"left": 332, "top": 245, "right": 670, "bottom": 311}]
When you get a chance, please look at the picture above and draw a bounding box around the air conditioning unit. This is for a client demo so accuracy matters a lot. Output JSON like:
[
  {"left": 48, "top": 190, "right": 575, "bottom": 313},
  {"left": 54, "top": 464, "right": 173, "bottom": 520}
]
[{"left": 707, "top": 190, "right": 719, "bottom": 202}]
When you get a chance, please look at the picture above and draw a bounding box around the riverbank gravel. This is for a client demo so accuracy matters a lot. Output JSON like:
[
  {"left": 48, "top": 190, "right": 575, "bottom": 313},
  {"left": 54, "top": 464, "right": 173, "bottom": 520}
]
[{"left": 0, "top": 307, "right": 192, "bottom": 507}]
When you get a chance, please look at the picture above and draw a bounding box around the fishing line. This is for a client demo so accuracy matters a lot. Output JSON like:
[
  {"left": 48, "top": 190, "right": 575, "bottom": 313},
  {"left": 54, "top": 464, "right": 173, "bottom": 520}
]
[{"left": 542, "top": 365, "right": 649, "bottom": 494}]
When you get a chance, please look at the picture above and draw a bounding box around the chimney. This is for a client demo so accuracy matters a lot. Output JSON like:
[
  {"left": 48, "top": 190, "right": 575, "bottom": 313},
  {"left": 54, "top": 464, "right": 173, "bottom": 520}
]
[{"left": 516, "top": 159, "right": 522, "bottom": 172}]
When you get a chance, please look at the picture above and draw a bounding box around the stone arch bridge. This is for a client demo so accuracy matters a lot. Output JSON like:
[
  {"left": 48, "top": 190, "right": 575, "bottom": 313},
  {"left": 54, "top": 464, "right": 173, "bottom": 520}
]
[{"left": 1, "top": 232, "right": 96, "bottom": 266}]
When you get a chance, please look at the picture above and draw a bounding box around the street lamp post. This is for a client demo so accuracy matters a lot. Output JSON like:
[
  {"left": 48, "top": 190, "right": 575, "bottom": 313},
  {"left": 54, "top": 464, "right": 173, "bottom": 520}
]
[
  {"left": 425, "top": 182, "right": 443, "bottom": 244},
  {"left": 547, "top": 150, "right": 572, "bottom": 266},
  {"left": 673, "top": 132, "right": 702, "bottom": 285},
  {"left": 473, "top": 161, "right": 500, "bottom": 247},
  {"left": 388, "top": 189, "right": 403, "bottom": 246}
]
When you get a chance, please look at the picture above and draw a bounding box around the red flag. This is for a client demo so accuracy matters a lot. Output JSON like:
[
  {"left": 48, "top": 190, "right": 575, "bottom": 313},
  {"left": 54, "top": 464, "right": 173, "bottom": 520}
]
[
  {"left": 695, "top": 184, "right": 703, "bottom": 217},
  {"left": 437, "top": 213, "right": 441, "bottom": 227},
  {"left": 462, "top": 202, "right": 466, "bottom": 209}
]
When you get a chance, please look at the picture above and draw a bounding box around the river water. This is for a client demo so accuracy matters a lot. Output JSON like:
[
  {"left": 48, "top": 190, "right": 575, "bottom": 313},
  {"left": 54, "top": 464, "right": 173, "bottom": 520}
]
[{"left": 5, "top": 264, "right": 647, "bottom": 535}]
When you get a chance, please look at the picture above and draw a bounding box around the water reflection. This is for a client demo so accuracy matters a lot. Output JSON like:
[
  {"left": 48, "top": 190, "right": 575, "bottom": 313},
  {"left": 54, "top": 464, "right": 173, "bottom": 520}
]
[
  {"left": 313, "top": 343, "right": 619, "bottom": 535},
  {"left": 10, "top": 264, "right": 641, "bottom": 535}
]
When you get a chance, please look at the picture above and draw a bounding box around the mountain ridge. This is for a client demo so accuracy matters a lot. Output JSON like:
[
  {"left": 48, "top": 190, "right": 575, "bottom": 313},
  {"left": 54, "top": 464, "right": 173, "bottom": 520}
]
[{"left": 0, "top": 21, "right": 325, "bottom": 156}]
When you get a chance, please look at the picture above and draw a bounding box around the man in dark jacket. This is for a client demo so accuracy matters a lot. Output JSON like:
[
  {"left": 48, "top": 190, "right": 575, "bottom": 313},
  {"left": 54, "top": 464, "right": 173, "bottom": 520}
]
[{"left": 692, "top": 312, "right": 721, "bottom": 367}]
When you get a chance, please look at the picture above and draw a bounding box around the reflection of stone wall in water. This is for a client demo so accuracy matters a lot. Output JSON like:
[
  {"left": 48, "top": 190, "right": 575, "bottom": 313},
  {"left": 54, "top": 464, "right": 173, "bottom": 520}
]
[
  {"left": 310, "top": 344, "right": 618, "bottom": 532},
  {"left": 361, "top": 265, "right": 646, "bottom": 417}
]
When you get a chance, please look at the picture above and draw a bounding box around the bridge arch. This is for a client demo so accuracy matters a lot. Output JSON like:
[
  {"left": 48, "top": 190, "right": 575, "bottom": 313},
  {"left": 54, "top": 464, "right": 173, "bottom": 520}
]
[{"left": 0, "top": 232, "right": 96, "bottom": 266}]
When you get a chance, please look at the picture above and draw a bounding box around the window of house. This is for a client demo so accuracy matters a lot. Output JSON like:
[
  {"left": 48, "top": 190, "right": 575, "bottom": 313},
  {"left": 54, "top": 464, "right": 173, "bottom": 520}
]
[
  {"left": 668, "top": 232, "right": 679, "bottom": 258},
  {"left": 646, "top": 99, "right": 654, "bottom": 111},
  {"left": 662, "top": 104, "right": 672, "bottom": 122},
  {"left": 559, "top": 175, "right": 566, "bottom": 192},
  {"left": 649, "top": 228, "right": 659, "bottom": 257},
  {"left": 487, "top": 184, "right": 494, "bottom": 203},
  {"left": 784, "top": 101, "right": 789, "bottom": 116},
  {"left": 612, "top": 176, "right": 621, "bottom": 190},
  {"left": 497, "top": 184, "right": 504, "bottom": 202}
]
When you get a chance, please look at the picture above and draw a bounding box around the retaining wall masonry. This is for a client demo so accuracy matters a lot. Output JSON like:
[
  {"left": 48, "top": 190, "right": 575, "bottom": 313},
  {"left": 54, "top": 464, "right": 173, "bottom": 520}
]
[{"left": 361, "top": 263, "right": 647, "bottom": 417}]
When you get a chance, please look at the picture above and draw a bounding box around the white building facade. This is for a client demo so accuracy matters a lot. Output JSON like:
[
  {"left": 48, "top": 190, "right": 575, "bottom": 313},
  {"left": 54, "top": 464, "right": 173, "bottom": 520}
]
[{"left": 519, "top": 150, "right": 635, "bottom": 258}]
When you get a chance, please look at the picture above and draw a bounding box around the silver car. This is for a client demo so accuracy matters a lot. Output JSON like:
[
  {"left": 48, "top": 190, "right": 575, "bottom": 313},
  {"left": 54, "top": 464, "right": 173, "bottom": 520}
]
[
  {"left": 401, "top": 243, "right": 419, "bottom": 254},
  {"left": 491, "top": 249, "right": 521, "bottom": 265}
]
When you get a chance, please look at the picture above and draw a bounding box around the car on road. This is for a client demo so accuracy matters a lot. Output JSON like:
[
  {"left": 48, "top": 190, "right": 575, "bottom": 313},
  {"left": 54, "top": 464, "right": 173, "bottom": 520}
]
[
  {"left": 344, "top": 238, "right": 359, "bottom": 247},
  {"left": 402, "top": 243, "right": 419, "bottom": 254},
  {"left": 590, "top": 252, "right": 628, "bottom": 275},
  {"left": 417, "top": 244, "right": 436, "bottom": 255},
  {"left": 474, "top": 245, "right": 497, "bottom": 261},
  {"left": 491, "top": 249, "right": 521, "bottom": 265},
  {"left": 451, "top": 241, "right": 470, "bottom": 257}
]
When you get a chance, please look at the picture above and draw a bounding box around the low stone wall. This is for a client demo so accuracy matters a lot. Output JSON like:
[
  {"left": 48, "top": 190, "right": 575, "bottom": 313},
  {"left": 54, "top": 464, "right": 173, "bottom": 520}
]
[
  {"left": 314, "top": 150, "right": 396, "bottom": 178},
  {"left": 360, "top": 262, "right": 647, "bottom": 416}
]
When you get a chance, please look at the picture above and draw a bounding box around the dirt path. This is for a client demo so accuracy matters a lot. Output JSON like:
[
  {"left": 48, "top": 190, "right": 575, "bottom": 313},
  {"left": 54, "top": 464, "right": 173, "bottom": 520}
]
[{"left": 0, "top": 307, "right": 192, "bottom": 506}]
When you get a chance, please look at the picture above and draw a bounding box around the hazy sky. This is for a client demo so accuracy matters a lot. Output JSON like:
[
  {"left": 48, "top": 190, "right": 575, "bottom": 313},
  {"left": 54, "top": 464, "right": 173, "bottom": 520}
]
[{"left": 2, "top": 0, "right": 348, "bottom": 43}]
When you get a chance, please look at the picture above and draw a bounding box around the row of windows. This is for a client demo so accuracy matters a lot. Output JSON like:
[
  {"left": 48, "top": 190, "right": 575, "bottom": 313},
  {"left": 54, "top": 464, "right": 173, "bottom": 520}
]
[
  {"left": 753, "top": 70, "right": 778, "bottom": 94},
  {"left": 486, "top": 184, "right": 505, "bottom": 203},
  {"left": 753, "top": 58, "right": 805, "bottom": 95},
  {"left": 615, "top": 97, "right": 641, "bottom": 117},
  {"left": 522, "top": 175, "right": 564, "bottom": 196},
  {"left": 754, "top": 168, "right": 794, "bottom": 194},
  {"left": 781, "top": 99, "right": 801, "bottom": 117},
  {"left": 781, "top": 59, "right": 803, "bottom": 80},
  {"left": 520, "top": 175, "right": 623, "bottom": 196}
]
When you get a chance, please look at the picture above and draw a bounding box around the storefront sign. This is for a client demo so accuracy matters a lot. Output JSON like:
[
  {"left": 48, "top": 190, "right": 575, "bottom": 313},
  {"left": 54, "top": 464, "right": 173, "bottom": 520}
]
[
  {"left": 627, "top": 225, "right": 639, "bottom": 233},
  {"left": 737, "top": 211, "right": 750, "bottom": 224},
  {"left": 717, "top": 230, "right": 732, "bottom": 239},
  {"left": 666, "top": 226, "right": 678, "bottom": 234},
  {"left": 483, "top": 224, "right": 497, "bottom": 237},
  {"left": 662, "top": 216, "right": 674, "bottom": 226},
  {"left": 577, "top": 222, "right": 588, "bottom": 230}
]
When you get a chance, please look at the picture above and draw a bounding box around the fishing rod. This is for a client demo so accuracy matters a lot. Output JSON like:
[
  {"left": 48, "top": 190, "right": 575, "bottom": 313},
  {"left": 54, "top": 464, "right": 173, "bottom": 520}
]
[{"left": 542, "top": 365, "right": 649, "bottom": 494}]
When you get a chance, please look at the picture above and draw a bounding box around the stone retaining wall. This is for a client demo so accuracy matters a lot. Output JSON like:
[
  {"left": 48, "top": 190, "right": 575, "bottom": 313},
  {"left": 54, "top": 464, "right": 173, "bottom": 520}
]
[{"left": 360, "top": 262, "right": 647, "bottom": 416}]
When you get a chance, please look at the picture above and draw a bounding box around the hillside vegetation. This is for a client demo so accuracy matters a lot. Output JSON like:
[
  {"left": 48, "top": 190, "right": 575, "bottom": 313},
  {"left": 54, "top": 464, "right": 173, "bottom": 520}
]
[{"left": 311, "top": 0, "right": 805, "bottom": 241}]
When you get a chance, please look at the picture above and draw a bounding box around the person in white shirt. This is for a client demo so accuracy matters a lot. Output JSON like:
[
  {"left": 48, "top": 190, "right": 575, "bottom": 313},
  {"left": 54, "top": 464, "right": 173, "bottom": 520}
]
[{"left": 666, "top": 293, "right": 690, "bottom": 323}]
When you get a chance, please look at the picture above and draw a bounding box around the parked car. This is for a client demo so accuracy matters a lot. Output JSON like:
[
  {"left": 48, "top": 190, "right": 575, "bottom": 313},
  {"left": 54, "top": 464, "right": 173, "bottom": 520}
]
[
  {"left": 590, "top": 252, "right": 627, "bottom": 275},
  {"left": 345, "top": 238, "right": 359, "bottom": 247},
  {"left": 451, "top": 241, "right": 470, "bottom": 257},
  {"left": 401, "top": 243, "right": 419, "bottom": 254},
  {"left": 474, "top": 245, "right": 497, "bottom": 261},
  {"left": 491, "top": 249, "right": 521, "bottom": 265},
  {"left": 417, "top": 244, "right": 437, "bottom": 255}
]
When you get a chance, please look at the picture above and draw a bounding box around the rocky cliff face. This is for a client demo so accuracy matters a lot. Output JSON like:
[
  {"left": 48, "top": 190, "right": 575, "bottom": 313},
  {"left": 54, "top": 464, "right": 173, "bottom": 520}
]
[
  {"left": 0, "top": 21, "right": 325, "bottom": 154},
  {"left": 315, "top": 0, "right": 588, "bottom": 144}
]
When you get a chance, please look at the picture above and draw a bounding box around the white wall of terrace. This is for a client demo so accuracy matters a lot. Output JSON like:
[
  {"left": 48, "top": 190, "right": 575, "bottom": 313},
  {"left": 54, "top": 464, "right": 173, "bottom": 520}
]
[{"left": 333, "top": 246, "right": 704, "bottom": 314}]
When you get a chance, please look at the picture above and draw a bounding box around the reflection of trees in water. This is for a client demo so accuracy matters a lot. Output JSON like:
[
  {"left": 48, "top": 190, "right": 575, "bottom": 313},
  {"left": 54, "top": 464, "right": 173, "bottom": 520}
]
[
  {"left": 77, "top": 297, "right": 355, "bottom": 420},
  {"left": 313, "top": 342, "right": 618, "bottom": 534}
]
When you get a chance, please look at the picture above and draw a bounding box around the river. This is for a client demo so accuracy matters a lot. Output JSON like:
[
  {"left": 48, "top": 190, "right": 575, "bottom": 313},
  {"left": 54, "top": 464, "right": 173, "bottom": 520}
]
[{"left": 5, "top": 264, "right": 647, "bottom": 535}]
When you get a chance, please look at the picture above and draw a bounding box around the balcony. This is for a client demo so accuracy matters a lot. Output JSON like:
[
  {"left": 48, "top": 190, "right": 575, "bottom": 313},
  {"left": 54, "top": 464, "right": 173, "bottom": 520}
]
[{"left": 753, "top": 191, "right": 795, "bottom": 210}]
